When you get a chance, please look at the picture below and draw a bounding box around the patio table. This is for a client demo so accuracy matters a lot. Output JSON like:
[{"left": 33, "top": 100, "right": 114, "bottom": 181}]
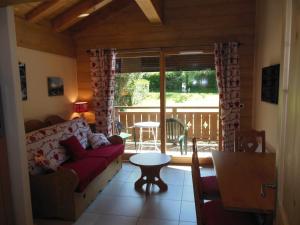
[{"left": 134, "top": 121, "right": 160, "bottom": 151}]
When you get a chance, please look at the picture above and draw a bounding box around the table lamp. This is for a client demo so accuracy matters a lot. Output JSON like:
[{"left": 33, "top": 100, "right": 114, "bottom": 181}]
[{"left": 74, "top": 101, "right": 88, "bottom": 118}]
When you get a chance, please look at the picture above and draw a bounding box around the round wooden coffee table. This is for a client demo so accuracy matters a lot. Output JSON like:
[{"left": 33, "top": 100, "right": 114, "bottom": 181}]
[{"left": 129, "top": 153, "right": 171, "bottom": 194}]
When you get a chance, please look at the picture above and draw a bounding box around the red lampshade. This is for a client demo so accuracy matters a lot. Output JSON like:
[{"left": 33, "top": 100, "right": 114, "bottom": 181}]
[{"left": 74, "top": 102, "right": 88, "bottom": 113}]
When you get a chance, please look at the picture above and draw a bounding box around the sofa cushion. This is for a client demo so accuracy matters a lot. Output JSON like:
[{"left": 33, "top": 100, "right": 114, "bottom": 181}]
[
  {"left": 27, "top": 131, "right": 69, "bottom": 175},
  {"left": 34, "top": 151, "right": 61, "bottom": 172},
  {"left": 86, "top": 144, "right": 124, "bottom": 163},
  {"left": 88, "top": 132, "right": 111, "bottom": 149},
  {"left": 26, "top": 118, "right": 92, "bottom": 175},
  {"left": 60, "top": 136, "right": 87, "bottom": 161},
  {"left": 61, "top": 157, "right": 108, "bottom": 192},
  {"left": 60, "top": 119, "right": 91, "bottom": 149},
  {"left": 202, "top": 176, "right": 220, "bottom": 198}
]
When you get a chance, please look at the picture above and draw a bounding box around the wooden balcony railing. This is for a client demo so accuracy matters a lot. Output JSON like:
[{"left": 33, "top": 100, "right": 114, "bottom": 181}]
[{"left": 114, "top": 106, "right": 219, "bottom": 142}]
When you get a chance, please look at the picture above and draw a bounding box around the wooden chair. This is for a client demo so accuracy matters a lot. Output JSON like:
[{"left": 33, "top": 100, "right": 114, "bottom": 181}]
[
  {"left": 234, "top": 130, "right": 266, "bottom": 153},
  {"left": 191, "top": 140, "right": 258, "bottom": 225},
  {"left": 24, "top": 120, "right": 47, "bottom": 133},
  {"left": 192, "top": 137, "right": 220, "bottom": 201},
  {"left": 166, "top": 118, "right": 188, "bottom": 155}
]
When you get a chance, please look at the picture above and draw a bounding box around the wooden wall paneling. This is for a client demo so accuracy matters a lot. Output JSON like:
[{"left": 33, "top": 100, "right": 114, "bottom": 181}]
[
  {"left": 15, "top": 16, "right": 75, "bottom": 57},
  {"left": 75, "top": 0, "right": 255, "bottom": 130},
  {"left": 25, "top": 0, "right": 63, "bottom": 23},
  {"left": 0, "top": 0, "right": 42, "bottom": 7},
  {"left": 14, "top": 1, "right": 41, "bottom": 18}
]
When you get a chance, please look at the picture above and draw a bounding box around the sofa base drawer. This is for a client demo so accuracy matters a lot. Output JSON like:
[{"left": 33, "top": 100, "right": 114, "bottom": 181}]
[{"left": 74, "top": 155, "right": 122, "bottom": 219}]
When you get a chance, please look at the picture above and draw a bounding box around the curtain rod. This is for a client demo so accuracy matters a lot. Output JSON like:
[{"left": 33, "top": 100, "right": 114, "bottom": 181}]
[
  {"left": 86, "top": 42, "right": 242, "bottom": 55},
  {"left": 116, "top": 42, "right": 242, "bottom": 54}
]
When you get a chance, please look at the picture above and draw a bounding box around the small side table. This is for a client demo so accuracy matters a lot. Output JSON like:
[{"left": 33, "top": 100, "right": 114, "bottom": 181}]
[{"left": 129, "top": 153, "right": 171, "bottom": 194}]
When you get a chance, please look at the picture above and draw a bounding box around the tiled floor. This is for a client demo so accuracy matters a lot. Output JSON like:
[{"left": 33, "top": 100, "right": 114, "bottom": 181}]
[{"left": 35, "top": 163, "right": 216, "bottom": 225}]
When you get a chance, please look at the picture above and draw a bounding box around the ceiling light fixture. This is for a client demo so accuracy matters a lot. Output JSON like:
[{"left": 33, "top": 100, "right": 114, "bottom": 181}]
[{"left": 78, "top": 13, "right": 90, "bottom": 18}]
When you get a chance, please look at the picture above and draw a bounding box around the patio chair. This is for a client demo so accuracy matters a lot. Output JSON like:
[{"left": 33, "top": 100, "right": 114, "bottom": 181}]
[
  {"left": 166, "top": 118, "right": 188, "bottom": 155},
  {"left": 114, "top": 120, "right": 135, "bottom": 147}
]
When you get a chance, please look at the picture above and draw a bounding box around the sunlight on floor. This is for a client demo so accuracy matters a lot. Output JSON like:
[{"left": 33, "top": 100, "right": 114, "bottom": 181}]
[{"left": 35, "top": 163, "right": 216, "bottom": 225}]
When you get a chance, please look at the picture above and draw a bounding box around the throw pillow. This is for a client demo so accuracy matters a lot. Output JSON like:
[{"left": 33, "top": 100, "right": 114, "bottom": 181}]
[
  {"left": 88, "top": 132, "right": 111, "bottom": 149},
  {"left": 60, "top": 135, "right": 87, "bottom": 160},
  {"left": 34, "top": 151, "right": 61, "bottom": 172}
]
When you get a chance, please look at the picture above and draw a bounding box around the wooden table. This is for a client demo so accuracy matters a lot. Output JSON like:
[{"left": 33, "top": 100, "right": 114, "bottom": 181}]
[
  {"left": 212, "top": 151, "right": 276, "bottom": 214},
  {"left": 129, "top": 153, "right": 171, "bottom": 194}
]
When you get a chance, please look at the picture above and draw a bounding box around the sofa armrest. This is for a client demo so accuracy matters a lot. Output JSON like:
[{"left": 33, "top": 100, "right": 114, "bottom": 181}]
[
  {"left": 108, "top": 135, "right": 124, "bottom": 144},
  {"left": 30, "top": 167, "right": 79, "bottom": 220}
]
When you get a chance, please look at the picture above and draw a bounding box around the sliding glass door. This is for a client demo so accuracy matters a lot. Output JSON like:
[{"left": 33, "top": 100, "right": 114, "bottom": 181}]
[
  {"left": 114, "top": 51, "right": 219, "bottom": 156},
  {"left": 114, "top": 55, "right": 162, "bottom": 153},
  {"left": 164, "top": 53, "right": 219, "bottom": 157}
]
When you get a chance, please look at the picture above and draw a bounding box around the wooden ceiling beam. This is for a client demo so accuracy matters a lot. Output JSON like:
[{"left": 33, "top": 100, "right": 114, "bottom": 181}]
[
  {"left": 0, "top": 0, "right": 42, "bottom": 7},
  {"left": 25, "top": 0, "right": 63, "bottom": 23},
  {"left": 134, "top": 0, "right": 163, "bottom": 24},
  {"left": 70, "top": 0, "right": 131, "bottom": 34},
  {"left": 52, "top": 0, "right": 113, "bottom": 32}
]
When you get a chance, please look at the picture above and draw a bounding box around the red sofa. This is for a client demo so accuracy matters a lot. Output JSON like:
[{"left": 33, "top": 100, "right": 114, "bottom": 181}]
[{"left": 26, "top": 118, "right": 124, "bottom": 220}]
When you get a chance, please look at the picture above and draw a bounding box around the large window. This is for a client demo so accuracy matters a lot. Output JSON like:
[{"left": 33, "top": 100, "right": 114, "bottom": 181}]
[{"left": 113, "top": 52, "right": 219, "bottom": 156}]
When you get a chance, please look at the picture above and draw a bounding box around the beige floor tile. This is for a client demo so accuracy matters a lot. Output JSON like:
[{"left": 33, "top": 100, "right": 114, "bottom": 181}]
[
  {"left": 100, "top": 179, "right": 124, "bottom": 196},
  {"left": 140, "top": 199, "right": 181, "bottom": 221},
  {"left": 182, "top": 186, "right": 194, "bottom": 202},
  {"left": 161, "top": 166, "right": 186, "bottom": 176},
  {"left": 93, "top": 214, "right": 137, "bottom": 225},
  {"left": 183, "top": 172, "right": 193, "bottom": 186},
  {"left": 161, "top": 173, "right": 185, "bottom": 186},
  {"left": 112, "top": 170, "right": 134, "bottom": 182},
  {"left": 149, "top": 184, "right": 183, "bottom": 201},
  {"left": 115, "top": 182, "right": 146, "bottom": 198},
  {"left": 179, "top": 201, "right": 196, "bottom": 223},
  {"left": 137, "top": 218, "right": 178, "bottom": 225},
  {"left": 74, "top": 213, "right": 98, "bottom": 225},
  {"left": 87, "top": 195, "right": 145, "bottom": 217}
]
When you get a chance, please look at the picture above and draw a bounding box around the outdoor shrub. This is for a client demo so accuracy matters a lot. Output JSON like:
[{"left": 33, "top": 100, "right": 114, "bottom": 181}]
[
  {"left": 131, "top": 79, "right": 150, "bottom": 105},
  {"left": 114, "top": 73, "right": 149, "bottom": 106},
  {"left": 114, "top": 69, "right": 218, "bottom": 106}
]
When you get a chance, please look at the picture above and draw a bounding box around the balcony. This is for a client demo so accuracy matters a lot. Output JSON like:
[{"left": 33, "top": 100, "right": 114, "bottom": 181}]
[{"left": 114, "top": 106, "right": 220, "bottom": 156}]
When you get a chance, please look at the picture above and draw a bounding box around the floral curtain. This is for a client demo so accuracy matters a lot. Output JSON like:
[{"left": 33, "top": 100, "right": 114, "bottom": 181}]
[
  {"left": 88, "top": 49, "right": 117, "bottom": 136},
  {"left": 214, "top": 42, "right": 240, "bottom": 151}
]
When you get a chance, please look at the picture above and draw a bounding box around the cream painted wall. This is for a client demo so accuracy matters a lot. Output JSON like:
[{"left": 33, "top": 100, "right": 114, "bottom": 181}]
[
  {"left": 253, "top": 0, "right": 283, "bottom": 152},
  {"left": 17, "top": 47, "right": 78, "bottom": 121}
]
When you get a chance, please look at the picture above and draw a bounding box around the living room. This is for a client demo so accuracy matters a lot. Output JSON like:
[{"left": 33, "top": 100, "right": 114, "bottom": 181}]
[{"left": 0, "top": 0, "right": 299, "bottom": 225}]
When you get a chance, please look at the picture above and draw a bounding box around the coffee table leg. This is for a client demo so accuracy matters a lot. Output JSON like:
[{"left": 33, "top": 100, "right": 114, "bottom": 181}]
[{"left": 135, "top": 165, "right": 168, "bottom": 194}]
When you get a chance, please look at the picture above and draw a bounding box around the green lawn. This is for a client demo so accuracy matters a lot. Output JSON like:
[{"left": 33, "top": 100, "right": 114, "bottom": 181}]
[{"left": 136, "top": 92, "right": 219, "bottom": 107}]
